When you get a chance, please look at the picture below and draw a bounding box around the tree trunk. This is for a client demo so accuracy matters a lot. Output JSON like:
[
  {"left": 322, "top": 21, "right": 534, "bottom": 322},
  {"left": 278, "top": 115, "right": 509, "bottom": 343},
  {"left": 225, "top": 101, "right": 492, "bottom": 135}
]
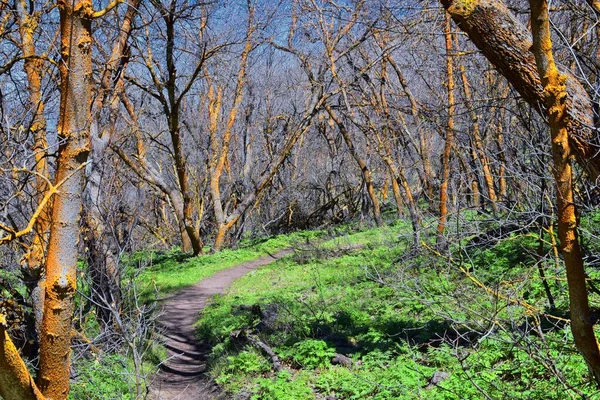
[
  {"left": 437, "top": 14, "right": 456, "bottom": 245},
  {"left": 38, "top": 0, "right": 92, "bottom": 397},
  {"left": 16, "top": 0, "right": 50, "bottom": 343},
  {"left": 164, "top": 2, "right": 203, "bottom": 255},
  {"left": 208, "top": 7, "right": 255, "bottom": 251},
  {"left": 390, "top": 173, "right": 404, "bottom": 217},
  {"left": 528, "top": 0, "right": 600, "bottom": 383},
  {"left": 172, "top": 128, "right": 203, "bottom": 254},
  {"left": 0, "top": 316, "right": 44, "bottom": 400}
]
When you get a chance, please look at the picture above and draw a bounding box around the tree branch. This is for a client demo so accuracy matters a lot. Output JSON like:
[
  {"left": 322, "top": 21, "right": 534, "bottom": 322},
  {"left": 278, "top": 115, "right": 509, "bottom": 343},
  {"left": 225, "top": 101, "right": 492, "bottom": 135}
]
[{"left": 91, "top": 0, "right": 125, "bottom": 19}]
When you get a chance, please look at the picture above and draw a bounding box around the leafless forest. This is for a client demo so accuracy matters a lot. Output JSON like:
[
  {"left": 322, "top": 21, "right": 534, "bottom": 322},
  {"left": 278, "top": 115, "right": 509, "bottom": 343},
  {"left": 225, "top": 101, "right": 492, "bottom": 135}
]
[{"left": 1, "top": 0, "right": 600, "bottom": 398}]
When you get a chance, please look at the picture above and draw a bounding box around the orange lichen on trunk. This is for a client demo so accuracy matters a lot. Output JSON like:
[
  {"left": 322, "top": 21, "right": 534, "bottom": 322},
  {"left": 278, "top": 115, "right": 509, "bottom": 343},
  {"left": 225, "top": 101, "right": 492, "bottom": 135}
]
[
  {"left": 529, "top": 0, "right": 600, "bottom": 384},
  {"left": 15, "top": 0, "right": 51, "bottom": 337},
  {"left": 38, "top": 0, "right": 93, "bottom": 398}
]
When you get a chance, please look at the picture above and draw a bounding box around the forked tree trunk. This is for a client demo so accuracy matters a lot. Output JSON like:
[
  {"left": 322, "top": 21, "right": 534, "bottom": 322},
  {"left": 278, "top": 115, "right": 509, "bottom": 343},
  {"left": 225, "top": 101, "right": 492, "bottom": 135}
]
[
  {"left": 115, "top": 95, "right": 196, "bottom": 253},
  {"left": 38, "top": 0, "right": 93, "bottom": 397},
  {"left": 163, "top": 2, "right": 203, "bottom": 255},
  {"left": 529, "top": 0, "right": 600, "bottom": 383},
  {"left": 208, "top": 5, "right": 255, "bottom": 251}
]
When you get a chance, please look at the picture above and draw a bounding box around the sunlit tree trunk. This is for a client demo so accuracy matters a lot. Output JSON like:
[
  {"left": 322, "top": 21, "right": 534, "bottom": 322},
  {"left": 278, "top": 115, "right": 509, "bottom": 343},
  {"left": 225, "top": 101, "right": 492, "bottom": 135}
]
[
  {"left": 529, "top": 0, "right": 600, "bottom": 383},
  {"left": 38, "top": 0, "right": 93, "bottom": 397},
  {"left": 0, "top": 315, "right": 44, "bottom": 399},
  {"left": 208, "top": 9, "right": 254, "bottom": 250},
  {"left": 390, "top": 173, "right": 404, "bottom": 217},
  {"left": 15, "top": 0, "right": 50, "bottom": 341}
]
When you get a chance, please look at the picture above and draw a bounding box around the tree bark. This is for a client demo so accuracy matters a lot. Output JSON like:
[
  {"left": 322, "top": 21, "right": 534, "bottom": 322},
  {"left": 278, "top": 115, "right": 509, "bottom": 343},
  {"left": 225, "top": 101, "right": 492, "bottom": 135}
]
[
  {"left": 0, "top": 316, "right": 44, "bottom": 400},
  {"left": 437, "top": 14, "right": 456, "bottom": 244},
  {"left": 440, "top": 0, "right": 600, "bottom": 183},
  {"left": 529, "top": 0, "right": 600, "bottom": 383},
  {"left": 162, "top": 2, "right": 203, "bottom": 255},
  {"left": 15, "top": 0, "right": 50, "bottom": 343},
  {"left": 38, "top": 0, "right": 93, "bottom": 397}
]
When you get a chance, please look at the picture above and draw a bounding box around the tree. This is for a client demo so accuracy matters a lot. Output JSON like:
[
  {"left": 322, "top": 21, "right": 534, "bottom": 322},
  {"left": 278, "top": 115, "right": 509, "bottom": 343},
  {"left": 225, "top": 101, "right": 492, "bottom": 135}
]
[
  {"left": 0, "top": 0, "right": 124, "bottom": 397},
  {"left": 529, "top": 0, "right": 600, "bottom": 382},
  {"left": 208, "top": 1, "right": 256, "bottom": 250},
  {"left": 14, "top": 0, "right": 52, "bottom": 344},
  {"left": 123, "top": 0, "right": 219, "bottom": 255},
  {"left": 436, "top": 13, "right": 456, "bottom": 244},
  {"left": 440, "top": 0, "right": 600, "bottom": 383},
  {"left": 440, "top": 0, "right": 600, "bottom": 182}
]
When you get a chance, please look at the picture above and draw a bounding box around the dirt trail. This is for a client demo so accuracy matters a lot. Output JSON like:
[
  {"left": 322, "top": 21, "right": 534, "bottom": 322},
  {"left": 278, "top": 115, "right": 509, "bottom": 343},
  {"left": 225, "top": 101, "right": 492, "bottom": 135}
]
[{"left": 148, "top": 249, "right": 293, "bottom": 400}]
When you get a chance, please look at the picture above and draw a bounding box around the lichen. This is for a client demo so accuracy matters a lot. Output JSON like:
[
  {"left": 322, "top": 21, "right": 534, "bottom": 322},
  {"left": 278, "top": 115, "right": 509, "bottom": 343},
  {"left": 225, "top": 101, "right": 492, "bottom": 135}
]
[{"left": 449, "top": 0, "right": 479, "bottom": 17}]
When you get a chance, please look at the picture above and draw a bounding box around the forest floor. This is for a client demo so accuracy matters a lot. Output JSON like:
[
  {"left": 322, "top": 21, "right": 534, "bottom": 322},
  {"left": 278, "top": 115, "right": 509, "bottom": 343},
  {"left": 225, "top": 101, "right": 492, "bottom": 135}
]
[
  {"left": 189, "top": 218, "right": 600, "bottom": 399},
  {"left": 148, "top": 249, "right": 294, "bottom": 400},
  {"left": 69, "top": 212, "right": 600, "bottom": 399}
]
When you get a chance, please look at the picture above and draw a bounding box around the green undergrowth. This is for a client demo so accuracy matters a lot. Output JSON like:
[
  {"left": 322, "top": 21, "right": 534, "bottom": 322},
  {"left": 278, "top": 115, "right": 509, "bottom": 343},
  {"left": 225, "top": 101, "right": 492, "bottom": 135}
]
[
  {"left": 70, "top": 354, "right": 136, "bottom": 400},
  {"left": 133, "top": 229, "right": 324, "bottom": 300},
  {"left": 69, "top": 346, "right": 165, "bottom": 400},
  {"left": 194, "top": 219, "right": 600, "bottom": 399}
]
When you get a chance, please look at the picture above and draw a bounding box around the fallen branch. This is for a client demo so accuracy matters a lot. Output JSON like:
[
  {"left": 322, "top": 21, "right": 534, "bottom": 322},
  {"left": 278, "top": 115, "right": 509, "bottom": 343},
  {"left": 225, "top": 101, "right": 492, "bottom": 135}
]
[
  {"left": 247, "top": 334, "right": 283, "bottom": 372},
  {"left": 230, "top": 328, "right": 283, "bottom": 372}
]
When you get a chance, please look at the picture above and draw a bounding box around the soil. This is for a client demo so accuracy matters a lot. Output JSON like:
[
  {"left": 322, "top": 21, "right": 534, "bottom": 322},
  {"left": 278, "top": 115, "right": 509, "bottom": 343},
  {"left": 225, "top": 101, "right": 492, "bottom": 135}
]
[{"left": 148, "top": 249, "right": 293, "bottom": 400}]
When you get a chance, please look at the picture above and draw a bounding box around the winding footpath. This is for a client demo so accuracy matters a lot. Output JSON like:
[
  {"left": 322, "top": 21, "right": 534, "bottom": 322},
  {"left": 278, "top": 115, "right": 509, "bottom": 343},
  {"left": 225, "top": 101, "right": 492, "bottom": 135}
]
[{"left": 148, "top": 249, "right": 293, "bottom": 400}]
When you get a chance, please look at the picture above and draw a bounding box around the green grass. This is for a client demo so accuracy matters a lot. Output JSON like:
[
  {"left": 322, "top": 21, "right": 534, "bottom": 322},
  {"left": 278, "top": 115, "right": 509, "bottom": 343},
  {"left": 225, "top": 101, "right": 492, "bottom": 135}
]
[
  {"left": 69, "top": 228, "right": 328, "bottom": 399},
  {"left": 131, "top": 229, "right": 324, "bottom": 299},
  {"left": 193, "top": 220, "right": 600, "bottom": 399}
]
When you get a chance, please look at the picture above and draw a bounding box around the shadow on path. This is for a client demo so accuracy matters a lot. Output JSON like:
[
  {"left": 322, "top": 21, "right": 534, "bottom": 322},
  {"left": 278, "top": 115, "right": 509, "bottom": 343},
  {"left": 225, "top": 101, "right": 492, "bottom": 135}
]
[{"left": 148, "top": 249, "right": 293, "bottom": 400}]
